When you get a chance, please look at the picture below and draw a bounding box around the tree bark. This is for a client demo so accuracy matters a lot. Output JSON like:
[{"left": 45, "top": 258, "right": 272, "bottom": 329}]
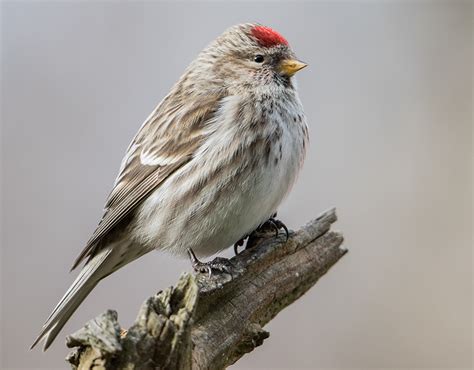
[{"left": 66, "top": 208, "right": 347, "bottom": 370}]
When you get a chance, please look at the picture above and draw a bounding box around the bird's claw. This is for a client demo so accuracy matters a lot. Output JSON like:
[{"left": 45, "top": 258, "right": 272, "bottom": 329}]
[
  {"left": 187, "top": 248, "right": 233, "bottom": 278},
  {"left": 267, "top": 218, "right": 289, "bottom": 241},
  {"left": 233, "top": 216, "right": 290, "bottom": 255}
]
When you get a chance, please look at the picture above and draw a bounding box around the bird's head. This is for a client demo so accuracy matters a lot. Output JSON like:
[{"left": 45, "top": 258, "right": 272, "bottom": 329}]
[{"left": 189, "top": 24, "right": 307, "bottom": 93}]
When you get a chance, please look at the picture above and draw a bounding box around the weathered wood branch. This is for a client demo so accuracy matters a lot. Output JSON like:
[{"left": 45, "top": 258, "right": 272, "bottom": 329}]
[{"left": 66, "top": 208, "right": 346, "bottom": 369}]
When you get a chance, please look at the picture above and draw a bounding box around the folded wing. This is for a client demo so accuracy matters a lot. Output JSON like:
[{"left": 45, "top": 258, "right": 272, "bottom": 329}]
[{"left": 71, "top": 91, "right": 222, "bottom": 270}]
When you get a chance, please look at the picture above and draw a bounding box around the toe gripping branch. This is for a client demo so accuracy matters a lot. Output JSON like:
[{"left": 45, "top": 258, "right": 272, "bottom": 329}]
[
  {"left": 187, "top": 248, "right": 234, "bottom": 278},
  {"left": 233, "top": 217, "right": 289, "bottom": 255},
  {"left": 188, "top": 217, "right": 290, "bottom": 277}
]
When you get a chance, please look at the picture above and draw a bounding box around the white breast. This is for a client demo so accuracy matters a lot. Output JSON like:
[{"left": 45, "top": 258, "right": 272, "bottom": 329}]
[{"left": 132, "top": 93, "right": 307, "bottom": 257}]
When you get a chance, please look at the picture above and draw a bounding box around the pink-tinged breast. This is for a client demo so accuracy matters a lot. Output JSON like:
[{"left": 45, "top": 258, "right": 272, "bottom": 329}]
[{"left": 251, "top": 26, "right": 289, "bottom": 48}]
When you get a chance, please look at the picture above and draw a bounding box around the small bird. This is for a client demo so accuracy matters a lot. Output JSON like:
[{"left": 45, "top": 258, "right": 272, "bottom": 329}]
[{"left": 31, "top": 23, "right": 308, "bottom": 350}]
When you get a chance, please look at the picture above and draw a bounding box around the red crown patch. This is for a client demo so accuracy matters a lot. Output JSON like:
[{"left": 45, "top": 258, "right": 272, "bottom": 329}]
[{"left": 251, "top": 26, "right": 289, "bottom": 47}]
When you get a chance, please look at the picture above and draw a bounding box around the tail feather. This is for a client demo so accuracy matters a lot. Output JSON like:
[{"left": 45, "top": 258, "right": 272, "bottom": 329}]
[{"left": 31, "top": 248, "right": 113, "bottom": 351}]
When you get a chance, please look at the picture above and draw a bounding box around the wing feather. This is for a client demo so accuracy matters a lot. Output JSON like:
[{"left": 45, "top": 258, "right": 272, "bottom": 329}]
[{"left": 71, "top": 91, "right": 222, "bottom": 270}]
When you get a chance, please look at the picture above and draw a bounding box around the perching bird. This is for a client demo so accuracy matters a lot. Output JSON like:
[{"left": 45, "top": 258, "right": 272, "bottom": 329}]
[{"left": 31, "top": 23, "right": 308, "bottom": 350}]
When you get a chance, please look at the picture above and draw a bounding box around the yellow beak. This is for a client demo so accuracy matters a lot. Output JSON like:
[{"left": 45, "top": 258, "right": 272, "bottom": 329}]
[{"left": 279, "top": 59, "right": 308, "bottom": 77}]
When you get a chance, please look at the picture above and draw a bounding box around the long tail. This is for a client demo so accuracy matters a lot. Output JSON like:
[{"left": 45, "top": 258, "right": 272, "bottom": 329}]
[{"left": 30, "top": 247, "right": 114, "bottom": 351}]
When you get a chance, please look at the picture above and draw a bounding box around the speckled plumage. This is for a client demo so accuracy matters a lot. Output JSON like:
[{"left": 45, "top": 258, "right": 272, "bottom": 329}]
[{"left": 32, "top": 23, "right": 308, "bottom": 350}]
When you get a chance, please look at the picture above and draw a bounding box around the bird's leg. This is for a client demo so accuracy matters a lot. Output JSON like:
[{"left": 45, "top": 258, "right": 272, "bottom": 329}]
[
  {"left": 187, "top": 248, "right": 233, "bottom": 278},
  {"left": 251, "top": 212, "right": 289, "bottom": 240},
  {"left": 264, "top": 218, "right": 289, "bottom": 241},
  {"left": 234, "top": 213, "right": 290, "bottom": 255}
]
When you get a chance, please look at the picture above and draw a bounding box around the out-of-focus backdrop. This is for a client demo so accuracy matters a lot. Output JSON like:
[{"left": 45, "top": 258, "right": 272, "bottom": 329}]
[{"left": 1, "top": 1, "right": 472, "bottom": 369}]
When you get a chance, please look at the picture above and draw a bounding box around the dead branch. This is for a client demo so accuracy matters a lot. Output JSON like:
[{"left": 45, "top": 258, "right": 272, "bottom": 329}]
[{"left": 66, "top": 208, "right": 346, "bottom": 369}]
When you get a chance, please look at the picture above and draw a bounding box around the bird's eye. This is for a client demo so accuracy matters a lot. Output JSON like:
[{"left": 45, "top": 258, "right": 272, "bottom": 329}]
[{"left": 254, "top": 55, "right": 264, "bottom": 63}]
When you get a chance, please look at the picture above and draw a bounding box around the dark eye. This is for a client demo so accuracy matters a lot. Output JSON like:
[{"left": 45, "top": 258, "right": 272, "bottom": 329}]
[{"left": 254, "top": 55, "right": 264, "bottom": 63}]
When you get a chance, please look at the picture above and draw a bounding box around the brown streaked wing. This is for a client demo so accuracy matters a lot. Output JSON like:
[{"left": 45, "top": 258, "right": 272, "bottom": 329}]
[{"left": 71, "top": 92, "right": 222, "bottom": 270}]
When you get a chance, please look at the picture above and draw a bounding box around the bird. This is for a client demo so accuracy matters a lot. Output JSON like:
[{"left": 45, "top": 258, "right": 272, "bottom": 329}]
[{"left": 31, "top": 23, "right": 308, "bottom": 351}]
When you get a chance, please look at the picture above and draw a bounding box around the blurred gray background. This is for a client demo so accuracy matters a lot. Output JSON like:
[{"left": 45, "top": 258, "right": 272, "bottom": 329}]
[{"left": 1, "top": 1, "right": 472, "bottom": 369}]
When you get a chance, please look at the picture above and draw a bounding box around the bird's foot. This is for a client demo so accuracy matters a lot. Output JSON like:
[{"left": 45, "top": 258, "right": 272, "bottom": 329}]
[
  {"left": 187, "top": 248, "right": 233, "bottom": 278},
  {"left": 263, "top": 217, "right": 289, "bottom": 240},
  {"left": 234, "top": 215, "right": 290, "bottom": 255}
]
